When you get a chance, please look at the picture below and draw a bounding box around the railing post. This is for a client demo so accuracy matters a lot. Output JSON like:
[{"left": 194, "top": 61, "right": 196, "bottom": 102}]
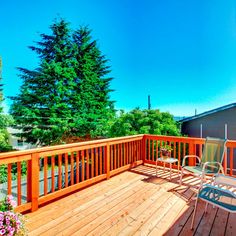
[
  {"left": 142, "top": 135, "right": 146, "bottom": 163},
  {"left": 188, "top": 141, "right": 195, "bottom": 166},
  {"left": 106, "top": 143, "right": 110, "bottom": 180},
  {"left": 31, "top": 153, "right": 39, "bottom": 212}
]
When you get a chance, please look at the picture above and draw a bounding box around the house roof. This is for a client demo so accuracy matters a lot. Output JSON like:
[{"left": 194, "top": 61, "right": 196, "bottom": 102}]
[{"left": 180, "top": 102, "right": 236, "bottom": 123}]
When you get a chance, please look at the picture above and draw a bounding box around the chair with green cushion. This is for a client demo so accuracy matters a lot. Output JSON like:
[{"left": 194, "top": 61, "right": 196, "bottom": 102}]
[
  {"left": 191, "top": 176, "right": 236, "bottom": 229},
  {"left": 179, "top": 137, "right": 227, "bottom": 187}
]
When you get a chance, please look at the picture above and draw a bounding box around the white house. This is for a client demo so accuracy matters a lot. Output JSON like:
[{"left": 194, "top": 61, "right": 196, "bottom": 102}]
[{"left": 7, "top": 127, "right": 36, "bottom": 150}]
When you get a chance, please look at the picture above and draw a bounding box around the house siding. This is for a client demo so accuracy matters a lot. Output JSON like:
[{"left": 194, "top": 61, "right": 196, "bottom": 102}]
[{"left": 181, "top": 107, "right": 236, "bottom": 139}]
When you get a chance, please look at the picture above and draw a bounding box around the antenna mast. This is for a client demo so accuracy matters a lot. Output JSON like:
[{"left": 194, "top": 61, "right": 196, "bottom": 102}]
[{"left": 148, "top": 95, "right": 151, "bottom": 110}]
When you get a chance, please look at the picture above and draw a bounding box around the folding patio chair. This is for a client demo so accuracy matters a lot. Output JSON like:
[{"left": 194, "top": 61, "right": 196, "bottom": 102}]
[
  {"left": 191, "top": 174, "right": 236, "bottom": 229},
  {"left": 180, "top": 137, "right": 227, "bottom": 187}
]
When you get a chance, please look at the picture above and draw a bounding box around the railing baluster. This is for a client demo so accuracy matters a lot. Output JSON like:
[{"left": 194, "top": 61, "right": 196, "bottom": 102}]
[
  {"left": 71, "top": 152, "right": 74, "bottom": 185},
  {"left": 81, "top": 151, "right": 85, "bottom": 181},
  {"left": 148, "top": 139, "right": 150, "bottom": 161},
  {"left": 27, "top": 160, "right": 31, "bottom": 202},
  {"left": 106, "top": 143, "right": 110, "bottom": 179},
  {"left": 44, "top": 157, "right": 48, "bottom": 195},
  {"left": 91, "top": 148, "right": 94, "bottom": 178},
  {"left": 58, "top": 154, "right": 62, "bottom": 189},
  {"left": 123, "top": 143, "right": 126, "bottom": 166},
  {"left": 152, "top": 139, "right": 154, "bottom": 162},
  {"left": 7, "top": 163, "right": 12, "bottom": 195},
  {"left": 65, "top": 153, "right": 68, "bottom": 187},
  {"left": 113, "top": 145, "right": 116, "bottom": 169},
  {"left": 51, "top": 155, "right": 55, "bottom": 192},
  {"left": 86, "top": 150, "right": 89, "bottom": 180},
  {"left": 118, "top": 144, "right": 121, "bottom": 168},
  {"left": 178, "top": 142, "right": 181, "bottom": 165},
  {"left": 76, "top": 151, "right": 79, "bottom": 183},
  {"left": 99, "top": 147, "right": 102, "bottom": 175},
  {"left": 17, "top": 162, "right": 21, "bottom": 205}
]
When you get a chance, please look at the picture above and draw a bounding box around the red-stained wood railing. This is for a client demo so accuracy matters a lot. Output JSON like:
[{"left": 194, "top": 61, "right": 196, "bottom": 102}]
[
  {"left": 0, "top": 134, "right": 236, "bottom": 213},
  {"left": 144, "top": 135, "right": 236, "bottom": 177},
  {"left": 0, "top": 135, "right": 143, "bottom": 213}
]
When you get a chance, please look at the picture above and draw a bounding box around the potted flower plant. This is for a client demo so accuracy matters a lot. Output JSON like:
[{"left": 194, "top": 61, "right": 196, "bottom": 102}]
[
  {"left": 160, "top": 145, "right": 172, "bottom": 158},
  {"left": 0, "top": 195, "right": 27, "bottom": 236}
]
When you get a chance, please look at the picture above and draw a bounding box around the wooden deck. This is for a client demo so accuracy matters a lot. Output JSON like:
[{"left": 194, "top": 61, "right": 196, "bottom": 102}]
[{"left": 25, "top": 165, "right": 236, "bottom": 236}]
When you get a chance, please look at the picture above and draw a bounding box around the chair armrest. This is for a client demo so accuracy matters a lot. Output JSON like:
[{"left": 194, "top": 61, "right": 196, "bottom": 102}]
[
  {"left": 214, "top": 174, "right": 236, "bottom": 188},
  {"left": 202, "top": 162, "right": 224, "bottom": 175},
  {"left": 182, "top": 155, "right": 201, "bottom": 167}
]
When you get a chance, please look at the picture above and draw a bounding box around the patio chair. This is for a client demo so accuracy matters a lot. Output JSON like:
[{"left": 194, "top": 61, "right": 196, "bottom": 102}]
[
  {"left": 179, "top": 137, "right": 227, "bottom": 187},
  {"left": 191, "top": 174, "right": 236, "bottom": 229}
]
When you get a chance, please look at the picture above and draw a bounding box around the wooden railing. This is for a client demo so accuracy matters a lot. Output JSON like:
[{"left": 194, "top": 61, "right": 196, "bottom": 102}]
[
  {"left": 144, "top": 135, "right": 236, "bottom": 176},
  {"left": 0, "top": 134, "right": 236, "bottom": 213},
  {"left": 0, "top": 135, "right": 143, "bottom": 213}
]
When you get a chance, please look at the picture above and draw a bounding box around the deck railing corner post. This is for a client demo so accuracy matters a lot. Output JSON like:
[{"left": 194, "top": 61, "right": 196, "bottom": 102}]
[{"left": 142, "top": 135, "right": 146, "bottom": 164}]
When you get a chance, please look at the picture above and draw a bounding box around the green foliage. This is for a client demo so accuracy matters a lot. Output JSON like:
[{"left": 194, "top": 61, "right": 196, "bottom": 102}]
[
  {"left": 0, "top": 162, "right": 27, "bottom": 184},
  {"left": 109, "top": 108, "right": 181, "bottom": 137},
  {"left": 0, "top": 57, "right": 13, "bottom": 152},
  {"left": 0, "top": 165, "right": 7, "bottom": 183},
  {"left": 0, "top": 115, "right": 13, "bottom": 152},
  {"left": 0, "top": 129, "right": 12, "bottom": 152},
  {"left": 10, "top": 19, "right": 114, "bottom": 146}
]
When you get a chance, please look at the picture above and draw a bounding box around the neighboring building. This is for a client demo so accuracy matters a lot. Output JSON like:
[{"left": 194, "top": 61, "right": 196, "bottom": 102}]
[
  {"left": 7, "top": 127, "right": 36, "bottom": 150},
  {"left": 180, "top": 103, "right": 236, "bottom": 140}
]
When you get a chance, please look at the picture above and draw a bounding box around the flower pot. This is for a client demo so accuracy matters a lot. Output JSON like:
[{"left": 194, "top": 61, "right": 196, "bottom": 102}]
[{"left": 161, "top": 150, "right": 171, "bottom": 158}]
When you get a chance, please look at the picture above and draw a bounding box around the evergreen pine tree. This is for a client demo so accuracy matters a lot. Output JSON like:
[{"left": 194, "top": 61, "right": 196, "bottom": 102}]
[
  {"left": 10, "top": 20, "right": 115, "bottom": 145},
  {"left": 72, "top": 26, "right": 115, "bottom": 138},
  {"left": 10, "top": 19, "right": 77, "bottom": 145}
]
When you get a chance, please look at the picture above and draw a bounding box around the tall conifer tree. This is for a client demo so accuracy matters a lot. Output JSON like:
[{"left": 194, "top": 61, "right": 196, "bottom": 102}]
[
  {"left": 10, "top": 19, "right": 114, "bottom": 145},
  {"left": 72, "top": 26, "right": 115, "bottom": 138}
]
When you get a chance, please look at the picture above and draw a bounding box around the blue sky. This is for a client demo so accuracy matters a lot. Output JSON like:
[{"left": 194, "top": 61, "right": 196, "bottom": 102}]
[{"left": 1, "top": 0, "right": 236, "bottom": 116}]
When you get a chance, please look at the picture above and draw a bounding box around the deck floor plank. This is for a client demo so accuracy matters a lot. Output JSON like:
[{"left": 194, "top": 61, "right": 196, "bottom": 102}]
[
  {"left": 27, "top": 170, "right": 139, "bottom": 228},
  {"left": 25, "top": 165, "right": 236, "bottom": 236},
  {"left": 194, "top": 205, "right": 218, "bottom": 236},
  {"left": 64, "top": 181, "right": 154, "bottom": 235},
  {"left": 210, "top": 208, "right": 229, "bottom": 236},
  {"left": 149, "top": 188, "right": 195, "bottom": 236},
  {"left": 225, "top": 213, "right": 236, "bottom": 236},
  {"left": 29, "top": 174, "right": 145, "bottom": 235}
]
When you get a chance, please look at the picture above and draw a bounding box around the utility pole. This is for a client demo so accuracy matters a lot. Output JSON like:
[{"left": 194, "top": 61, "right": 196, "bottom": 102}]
[{"left": 148, "top": 95, "right": 151, "bottom": 110}]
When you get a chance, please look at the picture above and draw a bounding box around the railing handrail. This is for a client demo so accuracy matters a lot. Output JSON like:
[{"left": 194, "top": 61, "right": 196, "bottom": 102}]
[
  {"left": 0, "top": 134, "right": 144, "bottom": 159},
  {"left": 145, "top": 134, "right": 236, "bottom": 146}
]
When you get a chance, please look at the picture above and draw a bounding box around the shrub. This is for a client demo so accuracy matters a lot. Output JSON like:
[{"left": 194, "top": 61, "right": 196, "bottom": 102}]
[{"left": 0, "top": 195, "right": 27, "bottom": 236}]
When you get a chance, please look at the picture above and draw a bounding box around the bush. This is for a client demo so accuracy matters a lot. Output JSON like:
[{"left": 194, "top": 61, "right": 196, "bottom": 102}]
[
  {"left": 0, "top": 162, "right": 27, "bottom": 184},
  {"left": 0, "top": 195, "right": 27, "bottom": 235}
]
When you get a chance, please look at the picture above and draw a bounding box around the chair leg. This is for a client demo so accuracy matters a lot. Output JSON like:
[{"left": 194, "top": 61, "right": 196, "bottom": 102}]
[
  {"left": 191, "top": 197, "right": 199, "bottom": 229},
  {"left": 179, "top": 168, "right": 183, "bottom": 185},
  {"left": 200, "top": 174, "right": 205, "bottom": 188}
]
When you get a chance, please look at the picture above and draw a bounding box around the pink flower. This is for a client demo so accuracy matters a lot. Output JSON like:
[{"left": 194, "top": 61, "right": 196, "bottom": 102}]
[
  {"left": 10, "top": 200, "right": 17, "bottom": 208},
  {"left": 7, "top": 195, "right": 13, "bottom": 201}
]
